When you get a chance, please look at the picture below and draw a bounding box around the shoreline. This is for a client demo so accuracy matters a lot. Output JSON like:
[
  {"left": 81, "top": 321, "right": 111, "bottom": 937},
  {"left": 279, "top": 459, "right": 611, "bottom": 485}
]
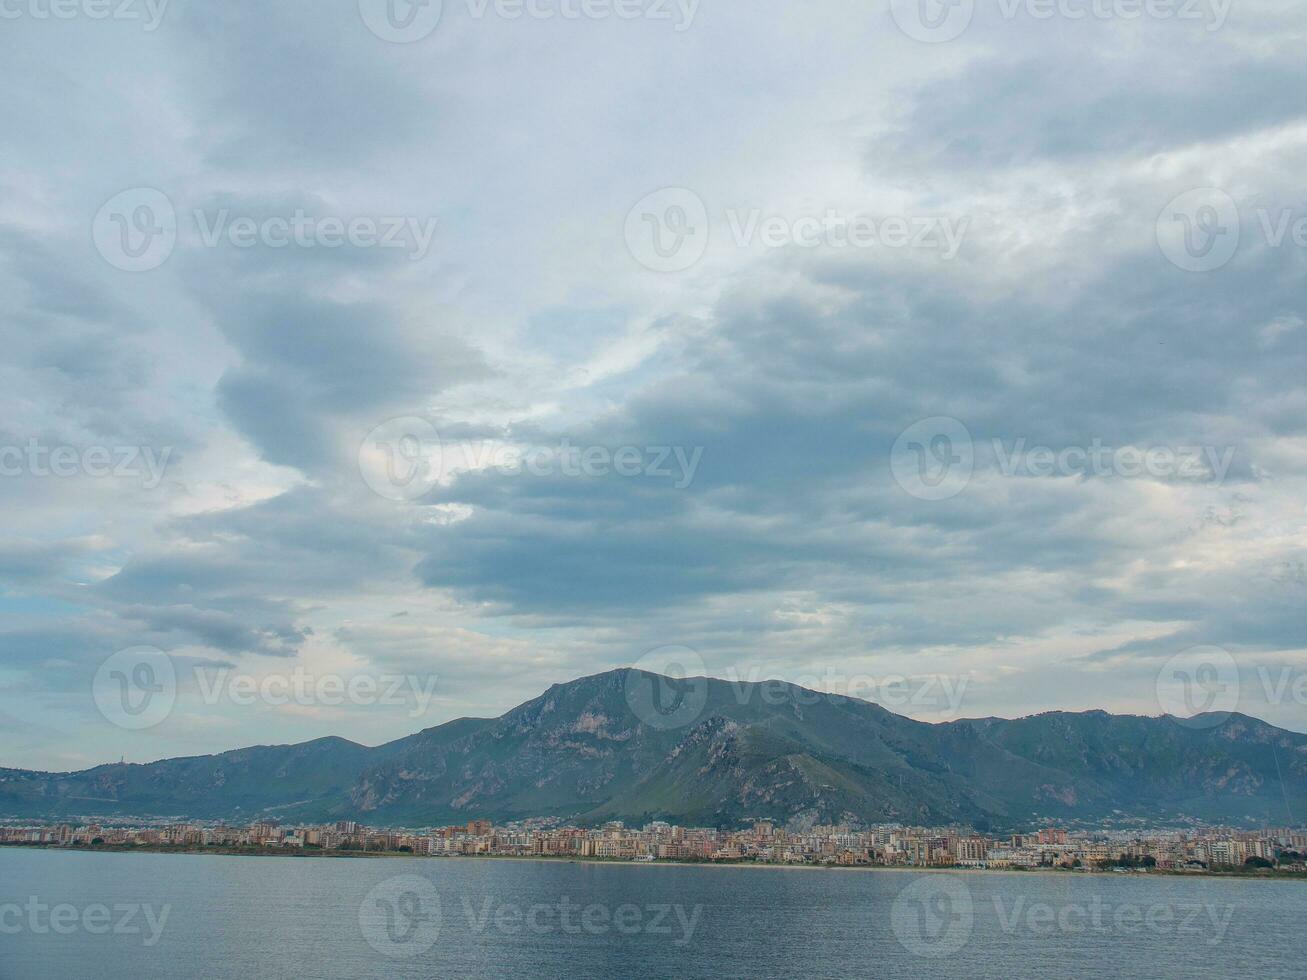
[{"left": 4, "top": 843, "right": 1304, "bottom": 881}]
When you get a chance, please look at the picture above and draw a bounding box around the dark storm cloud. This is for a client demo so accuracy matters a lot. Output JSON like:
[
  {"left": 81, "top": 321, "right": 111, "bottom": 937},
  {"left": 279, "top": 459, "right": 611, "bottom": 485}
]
[
  {"left": 0, "top": 228, "right": 121, "bottom": 323},
  {"left": 171, "top": 196, "right": 490, "bottom": 475},
  {"left": 168, "top": 0, "right": 441, "bottom": 172},
  {"left": 869, "top": 46, "right": 1307, "bottom": 175},
  {"left": 411, "top": 239, "right": 1305, "bottom": 634}
]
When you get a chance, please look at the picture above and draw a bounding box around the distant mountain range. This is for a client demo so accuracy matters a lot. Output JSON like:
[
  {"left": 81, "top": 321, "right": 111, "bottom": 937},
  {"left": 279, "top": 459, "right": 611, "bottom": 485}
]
[{"left": 3, "top": 669, "right": 1304, "bottom": 829}]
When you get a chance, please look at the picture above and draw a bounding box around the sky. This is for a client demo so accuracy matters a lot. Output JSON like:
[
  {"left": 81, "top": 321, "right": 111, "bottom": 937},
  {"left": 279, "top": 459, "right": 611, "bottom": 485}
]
[{"left": 1, "top": 0, "right": 1305, "bottom": 771}]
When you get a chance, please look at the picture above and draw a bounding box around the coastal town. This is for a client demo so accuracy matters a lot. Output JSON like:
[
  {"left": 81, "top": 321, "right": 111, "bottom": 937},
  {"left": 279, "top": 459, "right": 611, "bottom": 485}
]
[{"left": 5, "top": 818, "right": 1305, "bottom": 873}]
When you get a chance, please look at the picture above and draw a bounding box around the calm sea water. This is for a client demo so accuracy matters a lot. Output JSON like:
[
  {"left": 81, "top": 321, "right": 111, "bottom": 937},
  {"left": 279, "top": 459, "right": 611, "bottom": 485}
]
[{"left": 1, "top": 849, "right": 1302, "bottom": 979}]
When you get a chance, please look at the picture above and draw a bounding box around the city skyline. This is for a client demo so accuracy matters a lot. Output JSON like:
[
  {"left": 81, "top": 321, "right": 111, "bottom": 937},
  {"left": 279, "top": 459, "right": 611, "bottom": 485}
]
[{"left": 8, "top": 816, "right": 1304, "bottom": 877}]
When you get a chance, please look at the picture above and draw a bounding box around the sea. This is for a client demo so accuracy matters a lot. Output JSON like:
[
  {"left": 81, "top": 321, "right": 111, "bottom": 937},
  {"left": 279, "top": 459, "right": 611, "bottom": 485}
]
[{"left": 1, "top": 848, "right": 1302, "bottom": 979}]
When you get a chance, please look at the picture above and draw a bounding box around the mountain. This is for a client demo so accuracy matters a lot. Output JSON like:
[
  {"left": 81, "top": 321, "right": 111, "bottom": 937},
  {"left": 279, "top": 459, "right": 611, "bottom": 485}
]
[{"left": 3, "top": 669, "right": 1304, "bottom": 829}]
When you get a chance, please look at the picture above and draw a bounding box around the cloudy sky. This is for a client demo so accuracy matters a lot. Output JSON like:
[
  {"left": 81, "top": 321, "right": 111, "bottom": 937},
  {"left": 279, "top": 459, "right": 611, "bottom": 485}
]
[{"left": 2, "top": 0, "right": 1305, "bottom": 771}]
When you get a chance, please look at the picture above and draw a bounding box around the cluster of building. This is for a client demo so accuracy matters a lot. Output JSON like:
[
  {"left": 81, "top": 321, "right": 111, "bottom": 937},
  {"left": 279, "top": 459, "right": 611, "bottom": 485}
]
[{"left": 4, "top": 818, "right": 1305, "bottom": 871}]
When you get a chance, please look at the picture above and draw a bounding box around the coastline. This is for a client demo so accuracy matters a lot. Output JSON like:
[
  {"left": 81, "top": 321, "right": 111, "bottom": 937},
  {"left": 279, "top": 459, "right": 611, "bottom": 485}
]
[{"left": 4, "top": 843, "right": 1304, "bottom": 881}]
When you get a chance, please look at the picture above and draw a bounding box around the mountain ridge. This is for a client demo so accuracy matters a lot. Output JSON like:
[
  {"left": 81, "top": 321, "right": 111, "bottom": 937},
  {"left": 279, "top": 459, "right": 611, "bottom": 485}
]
[{"left": 3, "top": 668, "right": 1303, "bottom": 830}]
